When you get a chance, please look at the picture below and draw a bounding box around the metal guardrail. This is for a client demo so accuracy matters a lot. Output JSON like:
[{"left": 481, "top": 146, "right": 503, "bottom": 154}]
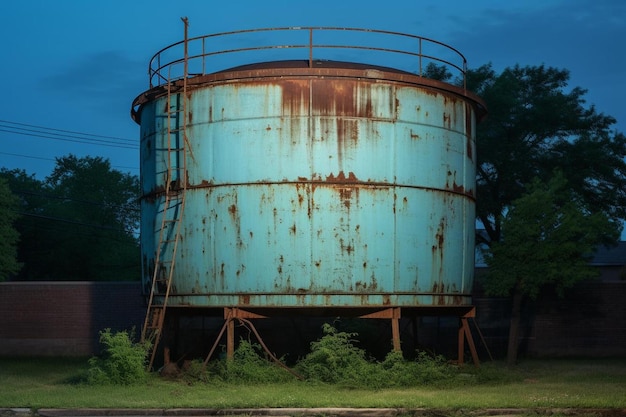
[{"left": 146, "top": 26, "right": 468, "bottom": 90}]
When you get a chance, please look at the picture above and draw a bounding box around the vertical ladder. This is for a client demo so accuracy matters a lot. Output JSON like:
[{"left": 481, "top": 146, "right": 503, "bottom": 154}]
[{"left": 141, "top": 17, "right": 190, "bottom": 371}]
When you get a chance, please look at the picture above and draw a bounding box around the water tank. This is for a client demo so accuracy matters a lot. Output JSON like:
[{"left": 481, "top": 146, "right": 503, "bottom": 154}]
[{"left": 132, "top": 27, "right": 487, "bottom": 312}]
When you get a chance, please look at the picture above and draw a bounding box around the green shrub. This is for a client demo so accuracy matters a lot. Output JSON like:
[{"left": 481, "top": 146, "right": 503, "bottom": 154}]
[
  {"left": 295, "top": 323, "right": 377, "bottom": 387},
  {"left": 184, "top": 340, "right": 294, "bottom": 384},
  {"left": 358, "top": 349, "right": 454, "bottom": 388},
  {"left": 224, "top": 340, "right": 293, "bottom": 383},
  {"left": 183, "top": 324, "right": 462, "bottom": 388},
  {"left": 296, "top": 324, "right": 458, "bottom": 388},
  {"left": 87, "top": 328, "right": 150, "bottom": 385}
]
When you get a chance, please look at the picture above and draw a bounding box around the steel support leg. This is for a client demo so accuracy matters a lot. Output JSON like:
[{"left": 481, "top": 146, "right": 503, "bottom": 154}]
[{"left": 457, "top": 307, "right": 479, "bottom": 367}]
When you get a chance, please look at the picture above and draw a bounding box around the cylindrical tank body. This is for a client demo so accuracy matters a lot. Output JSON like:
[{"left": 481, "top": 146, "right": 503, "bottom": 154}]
[{"left": 136, "top": 60, "right": 484, "bottom": 309}]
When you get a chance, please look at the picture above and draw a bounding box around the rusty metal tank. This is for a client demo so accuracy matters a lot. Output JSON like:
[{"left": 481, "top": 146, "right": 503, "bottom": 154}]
[{"left": 131, "top": 27, "right": 487, "bottom": 310}]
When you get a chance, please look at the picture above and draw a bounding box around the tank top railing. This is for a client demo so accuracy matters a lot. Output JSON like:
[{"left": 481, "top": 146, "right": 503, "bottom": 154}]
[{"left": 147, "top": 27, "right": 468, "bottom": 90}]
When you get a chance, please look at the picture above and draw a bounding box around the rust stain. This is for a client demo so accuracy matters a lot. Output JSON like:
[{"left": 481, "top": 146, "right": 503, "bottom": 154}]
[
  {"left": 339, "top": 238, "right": 354, "bottom": 255},
  {"left": 280, "top": 79, "right": 309, "bottom": 116},
  {"left": 445, "top": 170, "right": 473, "bottom": 197},
  {"left": 339, "top": 187, "right": 352, "bottom": 210},
  {"left": 239, "top": 294, "right": 250, "bottom": 305},
  {"left": 421, "top": 87, "right": 441, "bottom": 98},
  {"left": 432, "top": 219, "right": 445, "bottom": 253},
  {"left": 453, "top": 294, "right": 464, "bottom": 305},
  {"left": 410, "top": 129, "right": 421, "bottom": 140},
  {"left": 452, "top": 182, "right": 465, "bottom": 194},
  {"left": 326, "top": 171, "right": 358, "bottom": 183},
  {"left": 289, "top": 223, "right": 297, "bottom": 234}
]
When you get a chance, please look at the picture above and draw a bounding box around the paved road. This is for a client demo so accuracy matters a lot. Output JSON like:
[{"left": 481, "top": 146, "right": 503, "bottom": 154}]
[{"left": 4, "top": 408, "right": 626, "bottom": 417}]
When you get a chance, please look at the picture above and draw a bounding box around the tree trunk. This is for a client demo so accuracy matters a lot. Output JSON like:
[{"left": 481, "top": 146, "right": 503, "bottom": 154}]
[{"left": 506, "top": 288, "right": 524, "bottom": 366}]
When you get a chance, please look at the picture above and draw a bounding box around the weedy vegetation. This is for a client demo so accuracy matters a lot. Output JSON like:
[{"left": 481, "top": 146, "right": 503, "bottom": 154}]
[{"left": 0, "top": 325, "right": 625, "bottom": 411}]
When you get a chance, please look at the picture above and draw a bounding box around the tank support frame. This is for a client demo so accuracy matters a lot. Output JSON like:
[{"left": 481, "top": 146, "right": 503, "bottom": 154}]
[{"left": 190, "top": 306, "right": 480, "bottom": 367}]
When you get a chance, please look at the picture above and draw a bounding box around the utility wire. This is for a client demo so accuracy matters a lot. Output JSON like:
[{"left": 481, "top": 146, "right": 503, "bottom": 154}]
[
  {"left": 0, "top": 151, "right": 139, "bottom": 172},
  {"left": 0, "top": 119, "right": 139, "bottom": 150},
  {"left": 0, "top": 127, "right": 139, "bottom": 149},
  {"left": 0, "top": 119, "right": 136, "bottom": 143},
  {"left": 17, "top": 211, "right": 134, "bottom": 233},
  {"left": 12, "top": 189, "right": 140, "bottom": 212}
]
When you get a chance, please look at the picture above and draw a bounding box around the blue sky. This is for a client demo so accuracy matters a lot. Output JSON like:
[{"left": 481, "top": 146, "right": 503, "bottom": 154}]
[{"left": 1, "top": 0, "right": 624, "bottom": 180}]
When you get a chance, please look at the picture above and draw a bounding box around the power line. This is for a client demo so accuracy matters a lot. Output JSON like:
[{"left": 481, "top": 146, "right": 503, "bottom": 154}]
[
  {"left": 17, "top": 211, "right": 135, "bottom": 233},
  {"left": 14, "top": 216, "right": 139, "bottom": 248},
  {"left": 0, "top": 151, "right": 139, "bottom": 172},
  {"left": 0, "top": 126, "right": 139, "bottom": 149},
  {"left": 12, "top": 189, "right": 140, "bottom": 212},
  {"left": 0, "top": 119, "right": 136, "bottom": 143}
]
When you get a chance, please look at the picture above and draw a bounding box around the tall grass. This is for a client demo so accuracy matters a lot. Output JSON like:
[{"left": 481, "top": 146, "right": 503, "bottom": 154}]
[{"left": 0, "top": 357, "right": 625, "bottom": 410}]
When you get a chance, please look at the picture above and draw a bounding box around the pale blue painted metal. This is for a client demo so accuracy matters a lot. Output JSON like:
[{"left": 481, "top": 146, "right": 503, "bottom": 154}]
[{"left": 137, "top": 65, "right": 481, "bottom": 308}]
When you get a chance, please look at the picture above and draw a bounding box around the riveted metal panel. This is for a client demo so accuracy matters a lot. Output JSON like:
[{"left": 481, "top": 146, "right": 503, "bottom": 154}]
[{"left": 138, "top": 65, "right": 478, "bottom": 308}]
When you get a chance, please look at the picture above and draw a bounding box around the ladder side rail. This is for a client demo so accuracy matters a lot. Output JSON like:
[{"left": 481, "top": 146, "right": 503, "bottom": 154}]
[{"left": 143, "top": 17, "right": 190, "bottom": 370}]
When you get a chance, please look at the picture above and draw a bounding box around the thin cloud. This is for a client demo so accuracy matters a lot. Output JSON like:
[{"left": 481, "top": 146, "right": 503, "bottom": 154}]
[{"left": 40, "top": 51, "right": 146, "bottom": 107}]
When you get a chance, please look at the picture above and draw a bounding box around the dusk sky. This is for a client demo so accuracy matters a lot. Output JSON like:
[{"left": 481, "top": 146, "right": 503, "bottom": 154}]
[{"left": 1, "top": 0, "right": 624, "bottom": 182}]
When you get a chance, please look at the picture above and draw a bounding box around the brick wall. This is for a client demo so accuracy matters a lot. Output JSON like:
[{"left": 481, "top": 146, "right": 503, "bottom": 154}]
[
  {"left": 473, "top": 278, "right": 626, "bottom": 358},
  {"left": 0, "top": 282, "right": 145, "bottom": 356},
  {"left": 527, "top": 281, "right": 626, "bottom": 357},
  {"left": 1, "top": 280, "right": 624, "bottom": 358}
]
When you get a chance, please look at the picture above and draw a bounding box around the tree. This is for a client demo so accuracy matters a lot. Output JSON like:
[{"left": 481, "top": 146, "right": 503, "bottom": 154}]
[
  {"left": 467, "top": 64, "right": 626, "bottom": 364},
  {"left": 467, "top": 64, "right": 626, "bottom": 246},
  {"left": 44, "top": 155, "right": 140, "bottom": 281},
  {"left": 0, "top": 169, "right": 52, "bottom": 280},
  {"left": 1, "top": 155, "right": 141, "bottom": 281},
  {"left": 483, "top": 172, "right": 618, "bottom": 365},
  {"left": 0, "top": 177, "right": 21, "bottom": 280}
]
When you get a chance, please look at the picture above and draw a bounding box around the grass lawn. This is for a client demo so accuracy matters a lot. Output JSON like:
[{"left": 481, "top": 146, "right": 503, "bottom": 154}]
[{"left": 0, "top": 357, "right": 625, "bottom": 411}]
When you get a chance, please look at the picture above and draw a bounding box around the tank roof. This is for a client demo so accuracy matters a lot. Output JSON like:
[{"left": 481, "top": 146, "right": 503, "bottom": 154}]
[{"left": 215, "top": 59, "right": 417, "bottom": 76}]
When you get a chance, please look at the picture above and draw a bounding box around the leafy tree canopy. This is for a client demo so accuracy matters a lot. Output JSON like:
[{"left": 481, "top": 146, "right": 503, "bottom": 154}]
[
  {"left": 464, "top": 63, "right": 625, "bottom": 365},
  {"left": 0, "top": 177, "right": 21, "bottom": 281},
  {"left": 0, "top": 155, "right": 140, "bottom": 281},
  {"left": 483, "top": 171, "right": 618, "bottom": 300},
  {"left": 466, "top": 64, "right": 626, "bottom": 245}
]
